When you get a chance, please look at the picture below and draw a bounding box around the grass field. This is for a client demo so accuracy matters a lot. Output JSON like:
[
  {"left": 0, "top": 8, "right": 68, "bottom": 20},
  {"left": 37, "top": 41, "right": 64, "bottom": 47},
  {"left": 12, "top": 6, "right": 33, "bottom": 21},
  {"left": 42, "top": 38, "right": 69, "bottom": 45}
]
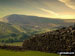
[
  {"left": 5, "top": 42, "right": 23, "bottom": 46},
  {"left": 0, "top": 42, "right": 23, "bottom": 46},
  {"left": 0, "top": 49, "right": 59, "bottom": 56}
]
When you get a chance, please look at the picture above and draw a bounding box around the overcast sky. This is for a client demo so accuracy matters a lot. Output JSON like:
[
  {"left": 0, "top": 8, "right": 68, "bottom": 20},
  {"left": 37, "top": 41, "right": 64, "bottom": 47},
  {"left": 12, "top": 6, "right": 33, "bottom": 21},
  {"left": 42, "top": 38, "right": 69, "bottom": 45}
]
[{"left": 0, "top": 0, "right": 75, "bottom": 19}]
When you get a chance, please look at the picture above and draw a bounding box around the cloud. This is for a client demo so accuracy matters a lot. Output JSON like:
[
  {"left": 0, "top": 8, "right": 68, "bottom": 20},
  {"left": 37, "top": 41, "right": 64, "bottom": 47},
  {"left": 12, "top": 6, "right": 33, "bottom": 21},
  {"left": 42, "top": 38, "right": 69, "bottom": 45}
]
[
  {"left": 39, "top": 8, "right": 58, "bottom": 16},
  {"left": 59, "top": 0, "right": 75, "bottom": 9}
]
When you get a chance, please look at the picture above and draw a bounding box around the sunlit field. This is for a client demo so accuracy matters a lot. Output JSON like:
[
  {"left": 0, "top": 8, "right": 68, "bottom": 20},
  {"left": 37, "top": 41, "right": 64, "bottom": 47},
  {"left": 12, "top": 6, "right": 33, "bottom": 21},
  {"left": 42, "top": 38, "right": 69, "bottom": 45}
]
[
  {"left": 0, "top": 42, "right": 23, "bottom": 46},
  {"left": 0, "top": 49, "right": 59, "bottom": 56}
]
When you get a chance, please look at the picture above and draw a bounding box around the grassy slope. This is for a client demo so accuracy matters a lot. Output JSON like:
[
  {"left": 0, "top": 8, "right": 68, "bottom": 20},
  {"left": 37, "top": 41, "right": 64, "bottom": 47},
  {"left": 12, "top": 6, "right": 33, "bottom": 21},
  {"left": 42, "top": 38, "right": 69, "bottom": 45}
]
[
  {"left": 0, "top": 49, "right": 59, "bottom": 56},
  {"left": 0, "top": 22, "right": 52, "bottom": 42}
]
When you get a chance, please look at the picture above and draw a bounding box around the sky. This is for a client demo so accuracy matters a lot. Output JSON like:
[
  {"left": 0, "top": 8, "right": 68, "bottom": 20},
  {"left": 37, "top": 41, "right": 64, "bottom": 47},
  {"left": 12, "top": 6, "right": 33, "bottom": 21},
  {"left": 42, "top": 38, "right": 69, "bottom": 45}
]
[{"left": 0, "top": 0, "right": 75, "bottom": 19}]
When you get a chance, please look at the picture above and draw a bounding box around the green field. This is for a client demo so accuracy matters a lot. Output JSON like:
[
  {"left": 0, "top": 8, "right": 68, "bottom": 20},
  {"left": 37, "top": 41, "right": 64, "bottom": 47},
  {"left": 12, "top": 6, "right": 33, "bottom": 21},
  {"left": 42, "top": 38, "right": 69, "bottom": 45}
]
[
  {"left": 0, "top": 42, "right": 23, "bottom": 46},
  {"left": 0, "top": 49, "right": 59, "bottom": 56},
  {"left": 4, "top": 42, "right": 23, "bottom": 46}
]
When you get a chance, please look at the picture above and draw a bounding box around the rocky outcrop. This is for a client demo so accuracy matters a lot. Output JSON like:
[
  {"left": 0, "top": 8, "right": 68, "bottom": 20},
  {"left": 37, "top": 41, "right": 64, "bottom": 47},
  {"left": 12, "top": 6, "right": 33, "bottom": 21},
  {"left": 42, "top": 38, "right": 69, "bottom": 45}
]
[{"left": 23, "top": 25, "right": 75, "bottom": 53}]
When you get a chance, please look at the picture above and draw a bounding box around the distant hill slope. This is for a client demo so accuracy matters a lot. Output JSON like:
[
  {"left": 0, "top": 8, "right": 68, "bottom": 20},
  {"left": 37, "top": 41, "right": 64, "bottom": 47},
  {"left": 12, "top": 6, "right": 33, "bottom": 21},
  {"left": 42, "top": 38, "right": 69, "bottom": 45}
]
[
  {"left": 3, "top": 14, "right": 75, "bottom": 27},
  {"left": 2, "top": 14, "right": 75, "bottom": 34},
  {"left": 3, "top": 14, "right": 62, "bottom": 24},
  {"left": 0, "top": 21, "right": 52, "bottom": 43},
  {"left": 0, "top": 22, "right": 29, "bottom": 43},
  {"left": 23, "top": 25, "right": 75, "bottom": 52},
  {"left": 0, "top": 22, "right": 20, "bottom": 38},
  {"left": 0, "top": 22, "right": 19, "bottom": 33},
  {"left": 2, "top": 14, "right": 61, "bottom": 37}
]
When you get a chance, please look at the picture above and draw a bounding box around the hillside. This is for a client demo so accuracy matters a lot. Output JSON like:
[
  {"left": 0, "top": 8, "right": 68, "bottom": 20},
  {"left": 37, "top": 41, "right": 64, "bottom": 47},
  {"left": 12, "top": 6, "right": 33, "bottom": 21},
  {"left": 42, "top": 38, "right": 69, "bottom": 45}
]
[
  {"left": 0, "top": 22, "right": 50, "bottom": 43},
  {"left": 0, "top": 14, "right": 59, "bottom": 43},
  {"left": 0, "top": 22, "right": 29, "bottom": 43},
  {"left": 2, "top": 14, "right": 75, "bottom": 28},
  {"left": 2, "top": 14, "right": 75, "bottom": 33},
  {"left": 23, "top": 25, "right": 75, "bottom": 53},
  {"left": 0, "top": 22, "right": 19, "bottom": 38}
]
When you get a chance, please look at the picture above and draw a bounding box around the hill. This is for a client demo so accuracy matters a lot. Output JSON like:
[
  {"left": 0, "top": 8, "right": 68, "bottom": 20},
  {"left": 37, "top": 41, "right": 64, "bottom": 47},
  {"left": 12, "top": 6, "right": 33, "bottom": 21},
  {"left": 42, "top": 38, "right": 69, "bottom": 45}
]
[
  {"left": 23, "top": 25, "right": 75, "bottom": 53},
  {"left": 3, "top": 14, "right": 59, "bottom": 35},
  {"left": 0, "top": 14, "right": 60, "bottom": 43},
  {"left": 0, "top": 14, "right": 75, "bottom": 43},
  {"left": 3, "top": 14, "right": 75, "bottom": 27},
  {"left": 2, "top": 14, "right": 75, "bottom": 34}
]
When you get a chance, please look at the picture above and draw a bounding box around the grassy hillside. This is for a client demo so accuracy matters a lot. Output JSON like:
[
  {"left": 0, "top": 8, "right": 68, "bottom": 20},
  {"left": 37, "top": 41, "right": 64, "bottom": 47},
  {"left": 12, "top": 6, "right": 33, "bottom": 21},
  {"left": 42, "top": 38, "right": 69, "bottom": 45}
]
[
  {"left": 0, "top": 49, "right": 59, "bottom": 56},
  {"left": 0, "top": 21, "right": 52, "bottom": 43},
  {"left": 0, "top": 22, "right": 29, "bottom": 43},
  {"left": 0, "top": 22, "right": 19, "bottom": 35}
]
